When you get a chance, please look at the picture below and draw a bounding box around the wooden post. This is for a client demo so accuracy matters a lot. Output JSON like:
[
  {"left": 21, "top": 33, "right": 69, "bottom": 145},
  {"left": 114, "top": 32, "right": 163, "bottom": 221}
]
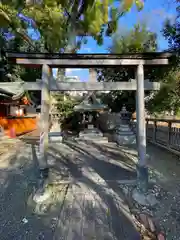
[
  {"left": 136, "top": 64, "right": 148, "bottom": 193},
  {"left": 153, "top": 121, "right": 157, "bottom": 142},
  {"left": 167, "top": 121, "right": 172, "bottom": 147},
  {"left": 38, "top": 64, "right": 51, "bottom": 177},
  {"left": 146, "top": 119, "right": 149, "bottom": 137}
]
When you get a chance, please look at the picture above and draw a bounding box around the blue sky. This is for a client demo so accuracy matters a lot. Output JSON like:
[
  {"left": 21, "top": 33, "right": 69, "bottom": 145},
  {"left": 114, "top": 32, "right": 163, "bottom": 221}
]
[{"left": 28, "top": 0, "right": 177, "bottom": 81}]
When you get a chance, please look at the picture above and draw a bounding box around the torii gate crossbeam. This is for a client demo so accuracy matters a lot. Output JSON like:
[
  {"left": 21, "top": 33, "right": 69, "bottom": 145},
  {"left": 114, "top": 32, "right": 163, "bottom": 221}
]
[{"left": 0, "top": 80, "right": 161, "bottom": 91}]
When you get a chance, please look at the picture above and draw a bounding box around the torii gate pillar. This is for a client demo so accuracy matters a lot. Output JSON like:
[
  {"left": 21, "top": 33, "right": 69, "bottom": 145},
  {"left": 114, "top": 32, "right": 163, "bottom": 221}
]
[
  {"left": 136, "top": 64, "right": 148, "bottom": 192},
  {"left": 38, "top": 64, "right": 51, "bottom": 179}
]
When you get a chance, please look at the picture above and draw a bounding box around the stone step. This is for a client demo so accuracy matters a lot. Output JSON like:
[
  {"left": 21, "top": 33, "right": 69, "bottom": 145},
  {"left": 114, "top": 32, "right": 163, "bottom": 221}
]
[
  {"left": 93, "top": 139, "right": 108, "bottom": 143},
  {"left": 79, "top": 131, "right": 103, "bottom": 136},
  {"left": 117, "top": 128, "right": 131, "bottom": 131},
  {"left": 78, "top": 135, "right": 108, "bottom": 140},
  {"left": 0, "top": 135, "right": 10, "bottom": 141},
  {"left": 99, "top": 142, "right": 118, "bottom": 148},
  {"left": 79, "top": 133, "right": 103, "bottom": 138},
  {"left": 77, "top": 136, "right": 109, "bottom": 143},
  {"left": 79, "top": 130, "right": 103, "bottom": 137}
]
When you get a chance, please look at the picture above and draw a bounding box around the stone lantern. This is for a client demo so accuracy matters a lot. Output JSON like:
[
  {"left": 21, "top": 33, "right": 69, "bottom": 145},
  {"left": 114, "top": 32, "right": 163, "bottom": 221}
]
[
  {"left": 120, "top": 105, "right": 132, "bottom": 125},
  {"left": 113, "top": 105, "right": 136, "bottom": 145}
]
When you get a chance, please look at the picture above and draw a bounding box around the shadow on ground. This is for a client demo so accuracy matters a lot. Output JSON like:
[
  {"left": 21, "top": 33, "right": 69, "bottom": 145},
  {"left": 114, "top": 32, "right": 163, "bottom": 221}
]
[
  {"left": 0, "top": 140, "right": 140, "bottom": 240},
  {"left": 47, "top": 139, "right": 139, "bottom": 239},
  {"left": 0, "top": 144, "right": 53, "bottom": 240}
]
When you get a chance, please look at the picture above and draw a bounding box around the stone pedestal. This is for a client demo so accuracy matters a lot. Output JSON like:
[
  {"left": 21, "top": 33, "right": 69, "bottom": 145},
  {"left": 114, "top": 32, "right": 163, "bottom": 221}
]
[
  {"left": 49, "top": 132, "right": 63, "bottom": 143},
  {"left": 48, "top": 122, "right": 62, "bottom": 143},
  {"left": 114, "top": 124, "right": 136, "bottom": 145}
]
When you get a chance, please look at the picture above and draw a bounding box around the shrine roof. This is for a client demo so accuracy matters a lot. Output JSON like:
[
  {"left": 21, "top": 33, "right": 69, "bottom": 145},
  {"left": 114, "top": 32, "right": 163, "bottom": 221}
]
[
  {"left": 0, "top": 83, "right": 25, "bottom": 101},
  {"left": 74, "top": 92, "right": 108, "bottom": 111}
]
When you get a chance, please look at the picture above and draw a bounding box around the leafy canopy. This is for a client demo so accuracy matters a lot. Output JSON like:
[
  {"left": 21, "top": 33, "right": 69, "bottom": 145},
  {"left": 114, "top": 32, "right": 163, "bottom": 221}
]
[
  {"left": 96, "top": 24, "right": 158, "bottom": 112},
  {"left": 54, "top": 93, "right": 80, "bottom": 119},
  {"left": 147, "top": 2, "right": 180, "bottom": 115},
  {"left": 0, "top": 0, "right": 144, "bottom": 51},
  {"left": 163, "top": 2, "right": 180, "bottom": 54},
  {"left": 147, "top": 69, "right": 180, "bottom": 114}
]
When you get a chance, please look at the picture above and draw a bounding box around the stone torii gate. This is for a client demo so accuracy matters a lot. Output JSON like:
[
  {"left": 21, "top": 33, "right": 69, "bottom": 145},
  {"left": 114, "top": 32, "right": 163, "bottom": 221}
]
[{"left": 4, "top": 52, "right": 172, "bottom": 192}]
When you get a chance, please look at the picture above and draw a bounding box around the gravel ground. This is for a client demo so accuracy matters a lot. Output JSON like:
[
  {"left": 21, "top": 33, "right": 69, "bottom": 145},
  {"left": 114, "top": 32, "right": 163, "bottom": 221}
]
[
  {"left": 118, "top": 143, "right": 180, "bottom": 240},
  {"left": 147, "top": 144, "right": 180, "bottom": 240}
]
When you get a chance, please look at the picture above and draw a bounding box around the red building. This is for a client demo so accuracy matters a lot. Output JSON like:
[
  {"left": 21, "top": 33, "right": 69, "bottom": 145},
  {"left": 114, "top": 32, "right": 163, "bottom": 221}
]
[{"left": 0, "top": 86, "right": 37, "bottom": 137}]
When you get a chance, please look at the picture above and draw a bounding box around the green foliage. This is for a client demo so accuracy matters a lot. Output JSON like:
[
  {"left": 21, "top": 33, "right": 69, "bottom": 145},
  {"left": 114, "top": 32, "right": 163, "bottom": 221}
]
[
  {"left": 23, "top": 5, "right": 66, "bottom": 51},
  {"left": 147, "top": 3, "right": 180, "bottom": 115},
  {"left": 96, "top": 24, "right": 158, "bottom": 112},
  {"left": 0, "top": 0, "right": 145, "bottom": 52},
  {"left": 163, "top": 3, "right": 180, "bottom": 54},
  {"left": 100, "top": 90, "right": 135, "bottom": 112},
  {"left": 0, "top": 4, "right": 35, "bottom": 46},
  {"left": 54, "top": 93, "right": 80, "bottom": 119},
  {"left": 54, "top": 93, "right": 81, "bottom": 131},
  {"left": 0, "top": 31, "right": 43, "bottom": 82},
  {"left": 0, "top": 0, "right": 145, "bottom": 84},
  {"left": 0, "top": 32, "right": 43, "bottom": 105},
  {"left": 110, "top": 24, "right": 157, "bottom": 53},
  {"left": 147, "top": 68, "right": 180, "bottom": 114},
  {"left": 0, "top": 4, "right": 21, "bottom": 28}
]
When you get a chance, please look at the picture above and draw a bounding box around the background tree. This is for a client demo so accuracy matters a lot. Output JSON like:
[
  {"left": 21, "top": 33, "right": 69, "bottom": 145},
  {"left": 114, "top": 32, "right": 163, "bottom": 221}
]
[
  {"left": 0, "top": 32, "right": 44, "bottom": 105},
  {"left": 54, "top": 93, "right": 81, "bottom": 131},
  {"left": 147, "top": 69, "right": 180, "bottom": 115},
  {"left": 163, "top": 3, "right": 180, "bottom": 54},
  {"left": 146, "top": 3, "right": 180, "bottom": 116},
  {"left": 54, "top": 94, "right": 79, "bottom": 119},
  {"left": 1, "top": 0, "right": 145, "bottom": 53},
  {"left": 97, "top": 24, "right": 158, "bottom": 112}
]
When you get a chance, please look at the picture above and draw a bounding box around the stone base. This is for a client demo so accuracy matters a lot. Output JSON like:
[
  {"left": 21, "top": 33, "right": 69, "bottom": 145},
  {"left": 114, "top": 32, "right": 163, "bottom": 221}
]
[
  {"left": 116, "top": 124, "right": 132, "bottom": 131},
  {"left": 136, "top": 165, "right": 149, "bottom": 192},
  {"left": 114, "top": 134, "right": 136, "bottom": 145},
  {"left": 48, "top": 132, "right": 63, "bottom": 143},
  {"left": 132, "top": 165, "right": 157, "bottom": 206},
  {"left": 114, "top": 124, "right": 136, "bottom": 145},
  {"left": 33, "top": 188, "right": 51, "bottom": 204},
  {"left": 118, "top": 127, "right": 131, "bottom": 132},
  {"left": 132, "top": 189, "right": 158, "bottom": 206},
  {"left": 33, "top": 178, "right": 51, "bottom": 204}
]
